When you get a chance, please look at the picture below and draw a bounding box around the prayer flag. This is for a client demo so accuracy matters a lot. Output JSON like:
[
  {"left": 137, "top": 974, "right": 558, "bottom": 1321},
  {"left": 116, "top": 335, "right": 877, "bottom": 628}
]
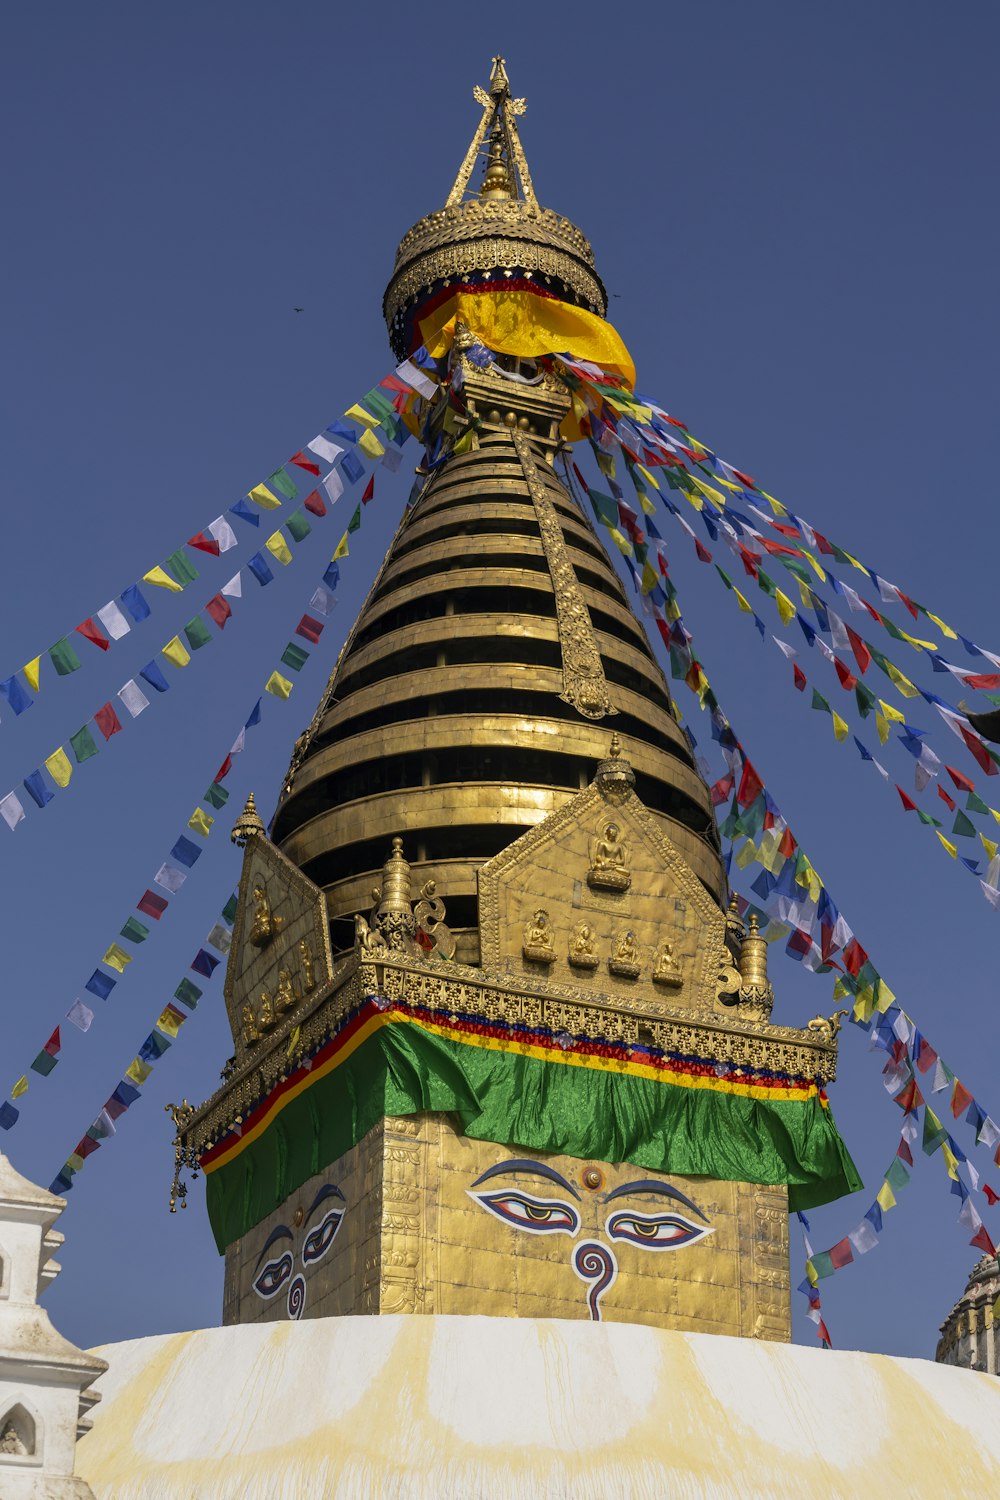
[
  {"left": 265, "top": 670, "right": 294, "bottom": 700},
  {"left": 207, "top": 516, "right": 238, "bottom": 552},
  {"left": 295, "top": 614, "right": 324, "bottom": 644},
  {"left": 362, "top": 476, "right": 375, "bottom": 505},
  {"left": 191, "top": 948, "right": 220, "bottom": 978},
  {"left": 222, "top": 893, "right": 238, "bottom": 924},
  {"left": 247, "top": 551, "right": 274, "bottom": 586},
  {"left": 30, "top": 1050, "right": 57, "bottom": 1076},
  {"left": 207, "top": 922, "right": 232, "bottom": 953},
  {"left": 290, "top": 449, "right": 322, "bottom": 474},
  {"left": 120, "top": 916, "right": 149, "bottom": 944},
  {"left": 249, "top": 483, "right": 281, "bottom": 509},
  {"left": 43, "top": 1027, "right": 61, "bottom": 1057},
  {"left": 0, "top": 792, "right": 25, "bottom": 831},
  {"left": 11, "top": 1077, "right": 28, "bottom": 1100},
  {"left": 170, "top": 835, "right": 201, "bottom": 868},
  {"left": 322, "top": 468, "right": 344, "bottom": 505},
  {"left": 344, "top": 402, "right": 381, "bottom": 430},
  {"left": 162, "top": 636, "right": 191, "bottom": 668},
  {"left": 126, "top": 1057, "right": 152, "bottom": 1086},
  {"left": 310, "top": 584, "right": 336, "bottom": 617},
  {"left": 280, "top": 643, "right": 309, "bottom": 672},
  {"left": 174, "top": 977, "right": 202, "bottom": 1009},
  {"left": 229, "top": 498, "right": 260, "bottom": 527},
  {"left": 358, "top": 428, "right": 385, "bottom": 459},
  {"left": 303, "top": 489, "right": 327, "bottom": 517},
  {"left": 0, "top": 676, "right": 33, "bottom": 715},
  {"left": 188, "top": 807, "right": 214, "bottom": 837},
  {"left": 187, "top": 529, "right": 219, "bottom": 556},
  {"left": 268, "top": 469, "right": 298, "bottom": 500},
  {"left": 204, "top": 782, "right": 229, "bottom": 810},
  {"left": 94, "top": 702, "right": 122, "bottom": 739},
  {"left": 143, "top": 565, "right": 182, "bottom": 593},
  {"left": 183, "top": 616, "right": 212, "bottom": 651},
  {"left": 69, "top": 725, "right": 98, "bottom": 763},
  {"left": 347, "top": 504, "right": 362, "bottom": 534},
  {"left": 49, "top": 638, "right": 82, "bottom": 676},
  {"left": 121, "top": 583, "right": 151, "bottom": 621},
  {"left": 102, "top": 943, "right": 132, "bottom": 973},
  {"left": 137, "top": 889, "right": 168, "bottom": 920},
  {"left": 139, "top": 660, "right": 170, "bottom": 693},
  {"left": 22, "top": 657, "right": 41, "bottom": 692},
  {"left": 157, "top": 1004, "right": 187, "bottom": 1038},
  {"left": 118, "top": 679, "right": 150, "bottom": 718},
  {"left": 205, "top": 593, "right": 232, "bottom": 630},
  {"left": 76, "top": 618, "right": 110, "bottom": 652},
  {"left": 265, "top": 531, "right": 293, "bottom": 566},
  {"left": 66, "top": 999, "right": 94, "bottom": 1032},
  {"left": 164, "top": 549, "right": 199, "bottom": 587},
  {"left": 85, "top": 970, "right": 116, "bottom": 1001},
  {"left": 106, "top": 1081, "right": 141, "bottom": 1116},
  {"left": 23, "top": 771, "right": 53, "bottom": 808},
  {"left": 0, "top": 1103, "right": 19, "bottom": 1131},
  {"left": 139, "top": 1030, "right": 171, "bottom": 1061},
  {"left": 286, "top": 509, "right": 311, "bottom": 543},
  {"left": 44, "top": 748, "right": 72, "bottom": 788},
  {"left": 306, "top": 434, "right": 343, "bottom": 465}
]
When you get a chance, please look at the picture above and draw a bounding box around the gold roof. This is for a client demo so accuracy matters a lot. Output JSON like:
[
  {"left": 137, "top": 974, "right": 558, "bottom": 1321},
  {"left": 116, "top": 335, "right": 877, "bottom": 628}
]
[{"left": 384, "top": 57, "right": 607, "bottom": 358}]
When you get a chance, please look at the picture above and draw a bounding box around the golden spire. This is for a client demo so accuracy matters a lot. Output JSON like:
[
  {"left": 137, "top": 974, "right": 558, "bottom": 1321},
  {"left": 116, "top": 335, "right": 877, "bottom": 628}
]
[
  {"left": 445, "top": 55, "right": 537, "bottom": 209},
  {"left": 231, "top": 791, "right": 265, "bottom": 846}
]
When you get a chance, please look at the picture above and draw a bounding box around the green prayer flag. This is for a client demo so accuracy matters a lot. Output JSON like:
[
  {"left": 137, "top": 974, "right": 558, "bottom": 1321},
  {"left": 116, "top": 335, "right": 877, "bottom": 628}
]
[
  {"left": 183, "top": 615, "right": 212, "bottom": 651},
  {"left": 588, "top": 489, "right": 619, "bottom": 529},
  {"left": 174, "top": 978, "right": 202, "bottom": 1009},
  {"left": 347, "top": 505, "right": 362, "bottom": 534},
  {"left": 281, "top": 642, "right": 310, "bottom": 673},
  {"left": 69, "top": 724, "right": 99, "bottom": 763},
  {"left": 715, "top": 566, "right": 733, "bottom": 590},
  {"left": 880, "top": 616, "right": 906, "bottom": 643},
  {"left": 362, "top": 389, "right": 396, "bottom": 422},
  {"left": 268, "top": 468, "right": 298, "bottom": 500},
  {"left": 811, "top": 689, "right": 831, "bottom": 714},
  {"left": 756, "top": 570, "right": 776, "bottom": 598},
  {"left": 49, "top": 637, "right": 82, "bottom": 676},
  {"left": 30, "top": 1050, "right": 57, "bottom": 1077},
  {"left": 164, "top": 548, "right": 199, "bottom": 588},
  {"left": 855, "top": 683, "right": 876, "bottom": 717},
  {"left": 810, "top": 1250, "right": 835, "bottom": 1280},
  {"left": 120, "top": 915, "right": 150, "bottom": 944},
  {"left": 222, "top": 894, "right": 238, "bottom": 925},
  {"left": 286, "top": 509, "right": 311, "bottom": 543},
  {"left": 952, "top": 811, "right": 976, "bottom": 838},
  {"left": 916, "top": 809, "right": 942, "bottom": 827},
  {"left": 967, "top": 791, "right": 990, "bottom": 816},
  {"left": 204, "top": 782, "right": 230, "bottom": 811},
  {"left": 885, "top": 1157, "right": 911, "bottom": 1191},
  {"left": 923, "top": 1107, "right": 947, "bottom": 1156}
]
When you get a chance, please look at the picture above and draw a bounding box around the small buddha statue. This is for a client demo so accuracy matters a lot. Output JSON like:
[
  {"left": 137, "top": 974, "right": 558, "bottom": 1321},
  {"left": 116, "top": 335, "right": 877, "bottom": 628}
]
[
  {"left": 588, "top": 819, "right": 631, "bottom": 891},
  {"left": 258, "top": 989, "right": 276, "bottom": 1030},
  {"left": 1, "top": 1422, "right": 26, "bottom": 1455},
  {"left": 568, "top": 921, "right": 599, "bottom": 969},
  {"left": 298, "top": 938, "right": 317, "bottom": 992},
  {"left": 276, "top": 966, "right": 299, "bottom": 1013},
  {"left": 609, "top": 929, "right": 641, "bottom": 978},
  {"left": 241, "top": 1003, "right": 260, "bottom": 1047},
  {"left": 249, "top": 883, "right": 284, "bottom": 948},
  {"left": 522, "top": 909, "right": 556, "bottom": 964},
  {"left": 652, "top": 938, "right": 683, "bottom": 988}
]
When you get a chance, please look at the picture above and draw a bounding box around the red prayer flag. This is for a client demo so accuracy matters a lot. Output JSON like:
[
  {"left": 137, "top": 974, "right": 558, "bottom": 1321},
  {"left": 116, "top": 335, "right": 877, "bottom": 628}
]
[
  {"left": 983, "top": 1184, "right": 999, "bottom": 1206},
  {"left": 655, "top": 617, "right": 671, "bottom": 648},
  {"left": 896, "top": 1137, "right": 914, "bottom": 1166},
  {"left": 214, "top": 754, "right": 233, "bottom": 783},
  {"left": 863, "top": 601, "right": 884, "bottom": 625},
  {"left": 103, "top": 1094, "right": 129, "bottom": 1122},
  {"left": 759, "top": 538, "right": 803, "bottom": 559},
  {"left": 896, "top": 589, "right": 920, "bottom": 620},
  {"left": 414, "top": 927, "right": 434, "bottom": 952},
  {"left": 845, "top": 628, "right": 871, "bottom": 675},
  {"left": 295, "top": 614, "right": 324, "bottom": 645},
  {"left": 94, "top": 701, "right": 122, "bottom": 740},
  {"left": 76, "top": 618, "right": 110, "bottom": 652},
  {"left": 303, "top": 488, "right": 327, "bottom": 517},
  {"left": 895, "top": 1077, "right": 924, "bottom": 1114},
  {"left": 834, "top": 658, "right": 858, "bottom": 691},
  {"left": 731, "top": 467, "right": 756, "bottom": 488},
  {"left": 915, "top": 1038, "right": 939, "bottom": 1075},
  {"left": 76, "top": 1136, "right": 101, "bottom": 1159},
  {"left": 738, "top": 546, "right": 760, "bottom": 579},
  {"left": 362, "top": 477, "right": 375, "bottom": 505},
  {"left": 829, "top": 1238, "right": 854, "bottom": 1270},
  {"left": 937, "top": 785, "right": 956, "bottom": 812},
  {"left": 946, "top": 765, "right": 976, "bottom": 793},
  {"left": 896, "top": 785, "right": 917, "bottom": 812},
  {"left": 710, "top": 773, "right": 734, "bottom": 806},
  {"left": 289, "top": 450, "right": 321, "bottom": 475},
  {"left": 694, "top": 538, "right": 712, "bottom": 564},
  {"left": 205, "top": 594, "right": 232, "bottom": 630},
  {"left": 816, "top": 1319, "right": 832, "bottom": 1348},
  {"left": 961, "top": 673, "right": 1000, "bottom": 691},
  {"left": 778, "top": 827, "right": 797, "bottom": 858},
  {"left": 843, "top": 938, "right": 868, "bottom": 977},
  {"left": 970, "top": 1225, "right": 997, "bottom": 1257},
  {"left": 951, "top": 1079, "right": 974, "bottom": 1118},
  {"left": 44, "top": 1027, "right": 61, "bottom": 1057},
  {"left": 187, "top": 531, "right": 220, "bottom": 556},
  {"left": 137, "top": 889, "right": 168, "bottom": 920},
  {"left": 960, "top": 724, "right": 998, "bottom": 776},
  {"left": 770, "top": 521, "right": 801, "bottom": 539},
  {"left": 736, "top": 760, "right": 763, "bottom": 808}
]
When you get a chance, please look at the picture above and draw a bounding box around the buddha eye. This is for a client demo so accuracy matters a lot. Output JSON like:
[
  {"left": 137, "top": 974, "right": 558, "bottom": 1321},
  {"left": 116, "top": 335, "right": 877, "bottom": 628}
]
[
  {"left": 605, "top": 1210, "right": 712, "bottom": 1250},
  {"left": 469, "top": 1189, "right": 580, "bottom": 1236},
  {"left": 302, "top": 1209, "right": 344, "bottom": 1266},
  {"left": 252, "top": 1251, "right": 293, "bottom": 1298}
]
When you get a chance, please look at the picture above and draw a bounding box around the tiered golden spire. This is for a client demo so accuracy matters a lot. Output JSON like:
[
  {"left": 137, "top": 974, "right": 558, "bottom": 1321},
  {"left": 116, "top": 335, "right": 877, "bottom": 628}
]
[{"left": 445, "top": 56, "right": 536, "bottom": 209}]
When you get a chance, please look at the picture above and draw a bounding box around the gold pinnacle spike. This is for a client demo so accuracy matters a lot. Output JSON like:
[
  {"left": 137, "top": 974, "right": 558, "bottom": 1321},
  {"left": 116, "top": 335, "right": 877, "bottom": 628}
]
[{"left": 231, "top": 791, "right": 265, "bottom": 846}]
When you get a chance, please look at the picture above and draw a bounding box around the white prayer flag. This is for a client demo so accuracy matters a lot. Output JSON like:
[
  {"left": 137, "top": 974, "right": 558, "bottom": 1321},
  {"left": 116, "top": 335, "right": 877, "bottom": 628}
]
[
  {"left": 395, "top": 359, "right": 436, "bottom": 399},
  {"left": 207, "top": 923, "right": 232, "bottom": 954},
  {"left": 978, "top": 1117, "right": 1000, "bottom": 1150},
  {"left": 307, "top": 434, "right": 344, "bottom": 465},
  {"left": 848, "top": 1220, "right": 879, "bottom": 1255},
  {"left": 381, "top": 446, "right": 403, "bottom": 473},
  {"left": 221, "top": 572, "right": 242, "bottom": 600},
  {"left": 773, "top": 637, "right": 797, "bottom": 660},
  {"left": 0, "top": 791, "right": 25, "bottom": 831},
  {"left": 92, "top": 1108, "right": 117, "bottom": 1138},
  {"left": 154, "top": 862, "right": 187, "bottom": 894},
  {"left": 207, "top": 516, "right": 238, "bottom": 553},
  {"left": 958, "top": 1196, "right": 982, "bottom": 1233},
  {"left": 828, "top": 611, "right": 850, "bottom": 653},
  {"left": 229, "top": 727, "right": 246, "bottom": 757},
  {"left": 118, "top": 679, "right": 150, "bottom": 719},
  {"left": 66, "top": 999, "right": 94, "bottom": 1033},
  {"left": 309, "top": 585, "right": 337, "bottom": 617},
  {"left": 96, "top": 600, "right": 131, "bottom": 641},
  {"left": 930, "top": 1058, "right": 949, "bottom": 1093},
  {"left": 322, "top": 468, "right": 344, "bottom": 506}
]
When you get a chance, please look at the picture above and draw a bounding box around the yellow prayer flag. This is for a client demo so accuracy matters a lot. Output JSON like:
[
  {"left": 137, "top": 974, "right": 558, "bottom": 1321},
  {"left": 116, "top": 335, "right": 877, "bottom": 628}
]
[
  {"left": 287, "top": 1024, "right": 301, "bottom": 1058},
  {"left": 844, "top": 552, "right": 870, "bottom": 578},
  {"left": 333, "top": 534, "right": 350, "bottom": 560},
  {"left": 805, "top": 1259, "right": 818, "bottom": 1288},
  {"left": 853, "top": 988, "right": 875, "bottom": 1023},
  {"left": 927, "top": 611, "right": 958, "bottom": 640},
  {"left": 801, "top": 553, "right": 827, "bottom": 584},
  {"left": 775, "top": 590, "right": 795, "bottom": 626},
  {"left": 188, "top": 807, "right": 214, "bottom": 838},
  {"left": 735, "top": 840, "right": 757, "bottom": 870},
  {"left": 636, "top": 464, "right": 660, "bottom": 492},
  {"left": 359, "top": 428, "right": 385, "bottom": 460},
  {"left": 876, "top": 1180, "right": 897, "bottom": 1212},
  {"left": 832, "top": 976, "right": 852, "bottom": 1001},
  {"left": 162, "top": 636, "right": 191, "bottom": 669},
  {"left": 23, "top": 657, "right": 41, "bottom": 693},
  {"left": 143, "top": 565, "right": 182, "bottom": 593},
  {"left": 265, "top": 671, "right": 293, "bottom": 701},
  {"left": 44, "top": 747, "right": 72, "bottom": 789},
  {"left": 761, "top": 491, "right": 788, "bottom": 517},
  {"left": 990, "top": 809, "right": 1000, "bottom": 826},
  {"left": 683, "top": 488, "right": 704, "bottom": 512},
  {"left": 636, "top": 491, "right": 656, "bottom": 517},
  {"left": 692, "top": 477, "right": 725, "bottom": 510},
  {"left": 941, "top": 1141, "right": 960, "bottom": 1181},
  {"left": 608, "top": 527, "right": 633, "bottom": 557},
  {"left": 979, "top": 834, "right": 998, "bottom": 861},
  {"left": 452, "top": 429, "right": 475, "bottom": 456},
  {"left": 875, "top": 712, "right": 890, "bottom": 746},
  {"left": 796, "top": 578, "right": 813, "bottom": 609},
  {"left": 11, "top": 1077, "right": 28, "bottom": 1100},
  {"left": 344, "top": 402, "right": 381, "bottom": 430},
  {"left": 899, "top": 630, "right": 937, "bottom": 652},
  {"left": 874, "top": 979, "right": 897, "bottom": 1013},
  {"left": 265, "top": 531, "right": 293, "bottom": 566},
  {"left": 936, "top": 832, "right": 958, "bottom": 858},
  {"left": 885, "top": 661, "right": 919, "bottom": 698},
  {"left": 686, "top": 435, "right": 709, "bottom": 454},
  {"left": 734, "top": 590, "right": 753, "bottom": 615},
  {"left": 878, "top": 700, "right": 906, "bottom": 724},
  {"left": 248, "top": 483, "right": 281, "bottom": 510},
  {"left": 126, "top": 1057, "right": 152, "bottom": 1086},
  {"left": 832, "top": 712, "right": 849, "bottom": 742},
  {"left": 640, "top": 561, "right": 659, "bottom": 595},
  {"left": 102, "top": 943, "right": 132, "bottom": 973},
  {"left": 156, "top": 1007, "right": 185, "bottom": 1038}
]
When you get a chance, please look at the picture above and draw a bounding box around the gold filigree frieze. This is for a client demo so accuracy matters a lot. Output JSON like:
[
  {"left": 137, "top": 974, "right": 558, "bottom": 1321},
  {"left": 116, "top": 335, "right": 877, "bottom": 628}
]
[{"left": 512, "top": 429, "right": 617, "bottom": 722}]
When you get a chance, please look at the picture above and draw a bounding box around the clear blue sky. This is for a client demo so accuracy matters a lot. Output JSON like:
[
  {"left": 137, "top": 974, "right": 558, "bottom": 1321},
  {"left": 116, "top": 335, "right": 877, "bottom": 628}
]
[{"left": 2, "top": 2, "right": 998, "bottom": 1357}]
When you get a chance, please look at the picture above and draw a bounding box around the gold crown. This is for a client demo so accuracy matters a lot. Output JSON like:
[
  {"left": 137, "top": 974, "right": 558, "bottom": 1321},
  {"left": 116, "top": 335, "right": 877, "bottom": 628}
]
[{"left": 383, "top": 57, "right": 606, "bottom": 358}]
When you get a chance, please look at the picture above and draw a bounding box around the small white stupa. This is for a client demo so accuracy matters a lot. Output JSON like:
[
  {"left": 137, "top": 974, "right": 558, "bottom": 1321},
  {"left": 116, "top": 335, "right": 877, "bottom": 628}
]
[{"left": 0, "top": 1152, "right": 107, "bottom": 1499}]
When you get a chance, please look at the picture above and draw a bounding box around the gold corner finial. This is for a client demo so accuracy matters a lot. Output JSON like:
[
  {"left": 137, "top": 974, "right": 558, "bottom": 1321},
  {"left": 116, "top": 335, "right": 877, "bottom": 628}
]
[
  {"left": 231, "top": 791, "right": 265, "bottom": 847},
  {"left": 609, "top": 732, "right": 621, "bottom": 759},
  {"left": 445, "top": 56, "right": 536, "bottom": 210}
]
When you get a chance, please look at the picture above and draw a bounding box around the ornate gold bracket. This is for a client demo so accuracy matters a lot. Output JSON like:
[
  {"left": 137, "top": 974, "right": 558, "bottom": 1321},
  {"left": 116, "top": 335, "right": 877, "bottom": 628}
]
[{"left": 512, "top": 428, "right": 617, "bottom": 722}]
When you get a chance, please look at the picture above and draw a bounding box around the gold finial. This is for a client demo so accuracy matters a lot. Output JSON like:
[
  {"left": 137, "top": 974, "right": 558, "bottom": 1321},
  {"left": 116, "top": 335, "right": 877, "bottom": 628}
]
[
  {"left": 609, "top": 732, "right": 621, "bottom": 759},
  {"left": 445, "top": 56, "right": 536, "bottom": 209},
  {"left": 231, "top": 791, "right": 265, "bottom": 846},
  {"left": 738, "top": 914, "right": 774, "bottom": 1022}
]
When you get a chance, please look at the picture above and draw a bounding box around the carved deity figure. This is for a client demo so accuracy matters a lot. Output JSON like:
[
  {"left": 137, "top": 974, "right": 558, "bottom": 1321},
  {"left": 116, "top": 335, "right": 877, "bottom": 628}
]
[
  {"left": 588, "top": 819, "right": 631, "bottom": 891},
  {"left": 653, "top": 939, "right": 683, "bottom": 988},
  {"left": 299, "top": 938, "right": 317, "bottom": 992},
  {"left": 249, "top": 883, "right": 284, "bottom": 948},
  {"left": 609, "top": 930, "right": 641, "bottom": 978},
  {"left": 276, "top": 967, "right": 299, "bottom": 1013},
  {"left": 522, "top": 909, "right": 556, "bottom": 963},
  {"left": 258, "top": 990, "right": 276, "bottom": 1030},
  {"left": 568, "top": 921, "right": 599, "bottom": 969},
  {"left": 241, "top": 1003, "right": 260, "bottom": 1047},
  {"left": 0, "top": 1422, "right": 26, "bottom": 1456}
]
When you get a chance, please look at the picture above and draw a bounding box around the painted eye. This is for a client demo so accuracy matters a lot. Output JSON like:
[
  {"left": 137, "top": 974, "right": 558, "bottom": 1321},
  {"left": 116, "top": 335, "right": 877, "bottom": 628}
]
[
  {"left": 470, "top": 1189, "right": 580, "bottom": 1236},
  {"left": 301, "top": 1209, "right": 344, "bottom": 1265},
  {"left": 605, "top": 1210, "right": 713, "bottom": 1250},
  {"left": 252, "top": 1251, "right": 293, "bottom": 1298}
]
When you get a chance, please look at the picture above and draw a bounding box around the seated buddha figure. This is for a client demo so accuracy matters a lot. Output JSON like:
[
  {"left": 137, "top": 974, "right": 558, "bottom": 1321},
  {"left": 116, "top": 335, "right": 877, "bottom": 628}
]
[
  {"left": 568, "top": 921, "right": 599, "bottom": 969},
  {"left": 588, "top": 820, "right": 631, "bottom": 891},
  {"left": 249, "top": 883, "right": 284, "bottom": 948},
  {"left": 653, "top": 938, "right": 683, "bottom": 989},
  {"left": 522, "top": 909, "right": 556, "bottom": 964},
  {"left": 609, "top": 929, "right": 641, "bottom": 979}
]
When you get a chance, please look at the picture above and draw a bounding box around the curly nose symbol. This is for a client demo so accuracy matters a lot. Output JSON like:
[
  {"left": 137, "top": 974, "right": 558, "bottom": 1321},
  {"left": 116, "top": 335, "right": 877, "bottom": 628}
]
[{"left": 572, "top": 1240, "right": 618, "bottom": 1321}]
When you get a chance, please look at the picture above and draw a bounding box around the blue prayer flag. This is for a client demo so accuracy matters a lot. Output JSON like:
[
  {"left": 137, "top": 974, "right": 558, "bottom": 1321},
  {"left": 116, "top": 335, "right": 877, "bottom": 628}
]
[
  {"left": 140, "top": 660, "right": 170, "bottom": 694},
  {"left": 23, "top": 771, "right": 53, "bottom": 808},
  {"left": 326, "top": 421, "right": 358, "bottom": 445},
  {"left": 50, "top": 1172, "right": 73, "bottom": 1193},
  {"left": 139, "top": 1031, "right": 171, "bottom": 1062},
  {"left": 322, "top": 561, "right": 341, "bottom": 591},
  {"left": 340, "top": 450, "right": 365, "bottom": 485},
  {"left": 191, "top": 948, "right": 220, "bottom": 978},
  {"left": 247, "top": 551, "right": 273, "bottom": 586},
  {"left": 120, "top": 583, "right": 151, "bottom": 623},
  {"left": 110, "top": 1081, "right": 141, "bottom": 1111},
  {"left": 0, "top": 1102, "right": 19, "bottom": 1131},
  {"left": 244, "top": 699, "right": 262, "bottom": 729},
  {"left": 85, "top": 970, "right": 116, "bottom": 1001},
  {"left": 170, "top": 835, "right": 201, "bottom": 868},
  {"left": 229, "top": 498, "right": 260, "bottom": 527},
  {"left": 864, "top": 1202, "right": 883, "bottom": 1234},
  {"left": 1, "top": 675, "right": 33, "bottom": 716}
]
